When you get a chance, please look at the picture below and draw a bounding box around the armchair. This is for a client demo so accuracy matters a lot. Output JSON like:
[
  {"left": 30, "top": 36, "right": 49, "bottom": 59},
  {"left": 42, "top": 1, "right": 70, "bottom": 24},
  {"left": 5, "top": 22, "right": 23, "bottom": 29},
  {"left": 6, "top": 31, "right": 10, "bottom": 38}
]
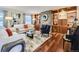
[{"left": 41, "top": 25, "right": 50, "bottom": 36}]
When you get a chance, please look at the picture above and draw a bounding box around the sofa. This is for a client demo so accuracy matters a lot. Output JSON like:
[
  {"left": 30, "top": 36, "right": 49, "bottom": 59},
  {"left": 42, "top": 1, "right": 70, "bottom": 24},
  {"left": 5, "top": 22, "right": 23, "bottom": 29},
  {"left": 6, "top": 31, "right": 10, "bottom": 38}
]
[
  {"left": 14, "top": 24, "right": 34, "bottom": 34},
  {"left": 0, "top": 28, "right": 26, "bottom": 52},
  {"left": 14, "top": 24, "right": 28, "bottom": 33}
]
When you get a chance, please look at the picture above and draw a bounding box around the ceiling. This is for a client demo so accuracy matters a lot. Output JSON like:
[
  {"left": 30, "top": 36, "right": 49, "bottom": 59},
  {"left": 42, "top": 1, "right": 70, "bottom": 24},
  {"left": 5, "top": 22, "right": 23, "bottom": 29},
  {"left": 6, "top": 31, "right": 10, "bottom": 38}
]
[{"left": 0, "top": 6, "right": 70, "bottom": 14}]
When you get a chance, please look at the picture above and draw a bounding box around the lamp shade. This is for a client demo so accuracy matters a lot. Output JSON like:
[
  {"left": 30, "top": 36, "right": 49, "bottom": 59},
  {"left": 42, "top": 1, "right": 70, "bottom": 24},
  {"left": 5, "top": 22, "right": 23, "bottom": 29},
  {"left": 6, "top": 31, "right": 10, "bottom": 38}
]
[{"left": 58, "top": 10, "right": 67, "bottom": 19}]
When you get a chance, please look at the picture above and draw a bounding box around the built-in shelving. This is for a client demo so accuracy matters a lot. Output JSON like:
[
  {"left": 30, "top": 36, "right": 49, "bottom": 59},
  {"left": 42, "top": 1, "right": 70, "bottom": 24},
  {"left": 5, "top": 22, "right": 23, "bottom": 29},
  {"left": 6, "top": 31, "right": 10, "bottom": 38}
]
[{"left": 52, "top": 6, "right": 77, "bottom": 34}]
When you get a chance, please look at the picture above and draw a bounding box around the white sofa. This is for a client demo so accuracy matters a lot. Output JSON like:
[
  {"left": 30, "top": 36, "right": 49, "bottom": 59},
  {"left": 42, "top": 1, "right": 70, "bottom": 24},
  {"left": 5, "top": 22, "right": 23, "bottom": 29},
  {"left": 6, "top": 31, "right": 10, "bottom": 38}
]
[
  {"left": 0, "top": 29, "right": 26, "bottom": 52},
  {"left": 14, "top": 24, "right": 34, "bottom": 34},
  {"left": 14, "top": 24, "right": 29, "bottom": 34}
]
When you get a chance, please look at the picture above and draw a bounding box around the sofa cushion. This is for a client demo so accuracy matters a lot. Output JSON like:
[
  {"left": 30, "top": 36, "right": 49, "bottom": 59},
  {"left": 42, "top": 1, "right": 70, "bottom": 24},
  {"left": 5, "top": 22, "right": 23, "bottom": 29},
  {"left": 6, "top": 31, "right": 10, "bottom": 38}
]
[{"left": 5, "top": 28, "right": 13, "bottom": 36}]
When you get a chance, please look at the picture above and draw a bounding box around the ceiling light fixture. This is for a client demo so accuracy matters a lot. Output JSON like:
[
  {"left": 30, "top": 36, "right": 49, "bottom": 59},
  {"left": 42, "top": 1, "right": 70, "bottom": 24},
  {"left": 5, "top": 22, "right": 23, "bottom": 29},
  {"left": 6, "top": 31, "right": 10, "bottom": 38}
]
[{"left": 58, "top": 9, "right": 67, "bottom": 19}]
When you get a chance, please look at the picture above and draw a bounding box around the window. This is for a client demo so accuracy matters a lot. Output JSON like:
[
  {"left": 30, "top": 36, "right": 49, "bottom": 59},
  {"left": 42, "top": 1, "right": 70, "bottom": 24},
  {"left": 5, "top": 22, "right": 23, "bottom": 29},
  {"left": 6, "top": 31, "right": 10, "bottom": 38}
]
[
  {"left": 0, "top": 11, "right": 4, "bottom": 28},
  {"left": 25, "top": 15, "right": 32, "bottom": 24}
]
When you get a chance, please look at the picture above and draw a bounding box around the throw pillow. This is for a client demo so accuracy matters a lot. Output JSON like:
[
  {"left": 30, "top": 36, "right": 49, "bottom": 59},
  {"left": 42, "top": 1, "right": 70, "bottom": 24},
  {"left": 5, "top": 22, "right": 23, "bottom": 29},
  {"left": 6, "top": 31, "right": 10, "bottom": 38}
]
[{"left": 5, "top": 28, "right": 13, "bottom": 36}]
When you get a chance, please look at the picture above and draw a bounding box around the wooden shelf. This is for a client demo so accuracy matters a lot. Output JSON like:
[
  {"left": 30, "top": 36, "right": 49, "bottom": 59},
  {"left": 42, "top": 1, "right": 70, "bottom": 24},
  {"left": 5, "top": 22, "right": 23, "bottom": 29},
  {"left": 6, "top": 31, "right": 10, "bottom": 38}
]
[{"left": 52, "top": 6, "right": 77, "bottom": 34}]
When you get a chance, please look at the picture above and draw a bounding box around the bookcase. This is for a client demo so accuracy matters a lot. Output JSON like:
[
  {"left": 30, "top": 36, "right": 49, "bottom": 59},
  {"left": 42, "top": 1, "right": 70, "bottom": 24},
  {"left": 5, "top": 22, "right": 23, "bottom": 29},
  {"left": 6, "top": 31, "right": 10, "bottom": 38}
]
[{"left": 52, "top": 6, "right": 77, "bottom": 34}]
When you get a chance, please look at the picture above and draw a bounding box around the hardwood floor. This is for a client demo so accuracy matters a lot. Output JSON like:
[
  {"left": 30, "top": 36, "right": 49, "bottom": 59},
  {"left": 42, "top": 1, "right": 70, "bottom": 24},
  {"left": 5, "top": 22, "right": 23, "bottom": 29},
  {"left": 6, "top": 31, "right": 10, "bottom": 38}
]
[
  {"left": 34, "top": 33, "right": 63, "bottom": 52},
  {"left": 34, "top": 32, "right": 71, "bottom": 52},
  {"left": 48, "top": 33, "right": 64, "bottom": 52}
]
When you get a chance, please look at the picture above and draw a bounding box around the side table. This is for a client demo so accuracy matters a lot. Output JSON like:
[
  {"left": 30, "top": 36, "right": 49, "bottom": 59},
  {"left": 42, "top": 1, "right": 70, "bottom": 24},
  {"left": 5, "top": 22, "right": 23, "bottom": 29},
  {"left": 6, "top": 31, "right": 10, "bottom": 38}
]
[{"left": 63, "top": 34, "right": 71, "bottom": 52}]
